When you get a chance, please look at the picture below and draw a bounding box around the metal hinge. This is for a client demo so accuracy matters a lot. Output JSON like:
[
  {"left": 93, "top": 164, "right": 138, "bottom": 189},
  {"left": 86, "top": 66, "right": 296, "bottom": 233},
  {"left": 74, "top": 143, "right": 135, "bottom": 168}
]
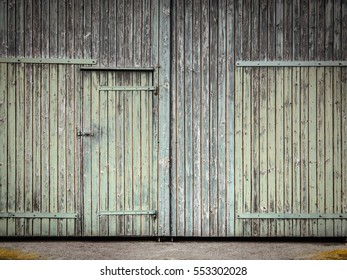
[{"left": 77, "top": 130, "right": 94, "bottom": 137}]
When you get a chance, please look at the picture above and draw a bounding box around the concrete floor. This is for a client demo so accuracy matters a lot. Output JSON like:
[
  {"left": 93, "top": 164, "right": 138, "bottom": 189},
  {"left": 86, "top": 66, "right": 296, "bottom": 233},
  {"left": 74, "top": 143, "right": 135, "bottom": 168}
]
[{"left": 0, "top": 239, "right": 346, "bottom": 259}]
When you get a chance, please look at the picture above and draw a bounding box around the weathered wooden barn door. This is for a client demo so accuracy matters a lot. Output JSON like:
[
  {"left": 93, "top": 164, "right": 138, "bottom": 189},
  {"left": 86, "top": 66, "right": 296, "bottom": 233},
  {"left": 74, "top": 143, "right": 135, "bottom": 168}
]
[{"left": 80, "top": 70, "right": 158, "bottom": 236}]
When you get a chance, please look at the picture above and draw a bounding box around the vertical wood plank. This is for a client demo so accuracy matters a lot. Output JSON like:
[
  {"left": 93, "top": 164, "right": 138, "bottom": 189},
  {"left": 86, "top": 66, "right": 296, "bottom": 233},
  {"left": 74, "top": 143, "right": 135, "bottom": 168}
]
[
  {"left": 267, "top": 67, "right": 276, "bottom": 236},
  {"left": 192, "top": 0, "right": 202, "bottom": 236},
  {"left": 275, "top": 0, "right": 284, "bottom": 236},
  {"left": 7, "top": 64, "right": 16, "bottom": 236},
  {"left": 234, "top": 0, "right": 242, "bottom": 237},
  {"left": 283, "top": 67, "right": 292, "bottom": 236},
  {"left": 184, "top": 0, "right": 193, "bottom": 236},
  {"left": 209, "top": 0, "right": 218, "bottom": 237},
  {"left": 0, "top": 62, "right": 7, "bottom": 236},
  {"left": 226, "top": 0, "right": 235, "bottom": 236},
  {"left": 259, "top": 0, "right": 268, "bottom": 237},
  {"left": 158, "top": 0, "right": 171, "bottom": 236},
  {"left": 243, "top": 68, "right": 252, "bottom": 236},
  {"left": 99, "top": 74, "right": 109, "bottom": 236},
  {"left": 292, "top": 66, "right": 301, "bottom": 236},
  {"left": 0, "top": 0, "right": 8, "bottom": 236},
  {"left": 317, "top": 67, "right": 325, "bottom": 236},
  {"left": 201, "top": 0, "right": 210, "bottom": 237},
  {"left": 170, "top": 0, "right": 178, "bottom": 236},
  {"left": 217, "top": 0, "right": 227, "bottom": 236},
  {"left": 108, "top": 72, "right": 117, "bottom": 236}
]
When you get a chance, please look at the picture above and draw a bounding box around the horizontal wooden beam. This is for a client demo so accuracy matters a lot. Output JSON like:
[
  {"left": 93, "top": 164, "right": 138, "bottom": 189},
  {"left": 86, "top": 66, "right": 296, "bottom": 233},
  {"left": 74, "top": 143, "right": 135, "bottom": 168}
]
[
  {"left": 98, "top": 210, "right": 157, "bottom": 216},
  {"left": 0, "top": 212, "right": 78, "bottom": 219},
  {"left": 80, "top": 67, "right": 155, "bottom": 71},
  {"left": 237, "top": 213, "right": 347, "bottom": 219},
  {"left": 236, "top": 61, "right": 347, "bottom": 67},
  {"left": 0, "top": 57, "right": 97, "bottom": 64}
]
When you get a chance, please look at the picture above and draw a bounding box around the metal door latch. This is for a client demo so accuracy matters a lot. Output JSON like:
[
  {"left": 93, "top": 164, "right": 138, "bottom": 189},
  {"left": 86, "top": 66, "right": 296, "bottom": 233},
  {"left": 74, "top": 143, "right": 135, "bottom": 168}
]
[{"left": 77, "top": 131, "right": 93, "bottom": 137}]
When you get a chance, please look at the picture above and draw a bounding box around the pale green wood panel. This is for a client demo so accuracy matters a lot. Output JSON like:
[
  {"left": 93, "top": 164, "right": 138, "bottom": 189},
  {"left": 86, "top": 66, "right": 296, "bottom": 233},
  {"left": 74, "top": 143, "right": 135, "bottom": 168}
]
[
  {"left": 49, "top": 64, "right": 58, "bottom": 236},
  {"left": 217, "top": 0, "right": 227, "bottom": 237},
  {"left": 283, "top": 67, "right": 293, "bottom": 236},
  {"left": 0, "top": 64, "right": 7, "bottom": 236},
  {"left": 158, "top": 0, "right": 171, "bottom": 236},
  {"left": 99, "top": 73, "right": 109, "bottom": 236},
  {"left": 234, "top": 67, "right": 243, "bottom": 236},
  {"left": 243, "top": 68, "right": 252, "bottom": 236},
  {"left": 192, "top": 0, "right": 202, "bottom": 237},
  {"left": 317, "top": 67, "right": 326, "bottom": 236},
  {"left": 275, "top": 67, "right": 285, "bottom": 236},
  {"left": 333, "top": 68, "right": 342, "bottom": 236},
  {"left": 292, "top": 67, "right": 301, "bottom": 236},
  {"left": 259, "top": 67, "right": 268, "bottom": 236},
  {"left": 308, "top": 67, "right": 318, "bottom": 236},
  {"left": 16, "top": 63, "right": 25, "bottom": 236},
  {"left": 91, "top": 71, "right": 100, "bottom": 236},
  {"left": 325, "top": 67, "right": 334, "bottom": 236},
  {"left": 300, "top": 67, "right": 310, "bottom": 236},
  {"left": 267, "top": 68, "right": 276, "bottom": 236},
  {"left": 108, "top": 72, "right": 117, "bottom": 236}
]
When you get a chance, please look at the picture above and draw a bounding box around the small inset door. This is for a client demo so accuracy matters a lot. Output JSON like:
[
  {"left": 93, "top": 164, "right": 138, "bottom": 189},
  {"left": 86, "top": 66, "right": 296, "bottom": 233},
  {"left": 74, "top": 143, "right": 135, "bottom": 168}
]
[{"left": 80, "top": 70, "right": 158, "bottom": 236}]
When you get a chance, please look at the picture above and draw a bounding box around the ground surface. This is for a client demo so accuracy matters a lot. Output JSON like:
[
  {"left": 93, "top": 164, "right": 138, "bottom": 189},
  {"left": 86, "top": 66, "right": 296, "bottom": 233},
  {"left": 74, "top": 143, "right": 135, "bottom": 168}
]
[{"left": 0, "top": 239, "right": 346, "bottom": 260}]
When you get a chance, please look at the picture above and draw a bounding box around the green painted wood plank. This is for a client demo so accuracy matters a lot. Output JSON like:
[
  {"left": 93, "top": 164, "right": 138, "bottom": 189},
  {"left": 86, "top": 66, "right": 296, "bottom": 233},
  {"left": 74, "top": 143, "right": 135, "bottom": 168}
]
[
  {"left": 158, "top": 0, "right": 171, "bottom": 237},
  {"left": 317, "top": 67, "right": 326, "bottom": 236},
  {"left": 16, "top": 63, "right": 25, "bottom": 236},
  {"left": 209, "top": 0, "right": 218, "bottom": 237},
  {"left": 116, "top": 73, "right": 125, "bottom": 235},
  {"left": 91, "top": 71, "right": 100, "bottom": 236},
  {"left": 333, "top": 67, "right": 342, "bottom": 236},
  {"left": 141, "top": 72, "right": 150, "bottom": 236},
  {"left": 0, "top": 63, "right": 7, "bottom": 236},
  {"left": 267, "top": 68, "right": 276, "bottom": 236},
  {"left": 251, "top": 67, "right": 260, "bottom": 237},
  {"left": 192, "top": 0, "right": 202, "bottom": 237},
  {"left": 342, "top": 68, "right": 347, "bottom": 237},
  {"left": 292, "top": 67, "right": 301, "bottom": 237},
  {"left": 184, "top": 0, "right": 193, "bottom": 237},
  {"left": 24, "top": 0, "right": 33, "bottom": 236},
  {"left": 275, "top": 67, "right": 284, "bottom": 236},
  {"left": 108, "top": 72, "right": 117, "bottom": 236},
  {"left": 259, "top": 0, "right": 268, "bottom": 237},
  {"left": 226, "top": 0, "right": 235, "bottom": 237},
  {"left": 124, "top": 73, "right": 133, "bottom": 236},
  {"left": 57, "top": 0, "right": 67, "bottom": 237},
  {"left": 40, "top": 63, "right": 50, "bottom": 236},
  {"left": 259, "top": 67, "right": 268, "bottom": 237},
  {"left": 234, "top": 68, "right": 243, "bottom": 237},
  {"left": 300, "top": 67, "right": 310, "bottom": 236},
  {"left": 200, "top": 0, "right": 210, "bottom": 237},
  {"left": 66, "top": 65, "right": 76, "bottom": 236},
  {"left": 169, "top": 0, "right": 177, "bottom": 237},
  {"left": 325, "top": 67, "right": 334, "bottom": 236},
  {"left": 32, "top": 65, "right": 41, "bottom": 236},
  {"left": 57, "top": 65, "right": 67, "bottom": 236},
  {"left": 133, "top": 72, "right": 142, "bottom": 236},
  {"left": 175, "top": 0, "right": 185, "bottom": 237},
  {"left": 243, "top": 68, "right": 252, "bottom": 237},
  {"left": 7, "top": 64, "right": 16, "bottom": 236},
  {"left": 275, "top": 0, "right": 284, "bottom": 238},
  {"left": 283, "top": 67, "right": 293, "bottom": 236},
  {"left": 151, "top": 0, "right": 159, "bottom": 237},
  {"left": 308, "top": 68, "right": 318, "bottom": 236},
  {"left": 217, "top": 0, "right": 227, "bottom": 237},
  {"left": 49, "top": 64, "right": 58, "bottom": 236},
  {"left": 82, "top": 72, "right": 92, "bottom": 236},
  {"left": 99, "top": 72, "right": 109, "bottom": 236}
]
